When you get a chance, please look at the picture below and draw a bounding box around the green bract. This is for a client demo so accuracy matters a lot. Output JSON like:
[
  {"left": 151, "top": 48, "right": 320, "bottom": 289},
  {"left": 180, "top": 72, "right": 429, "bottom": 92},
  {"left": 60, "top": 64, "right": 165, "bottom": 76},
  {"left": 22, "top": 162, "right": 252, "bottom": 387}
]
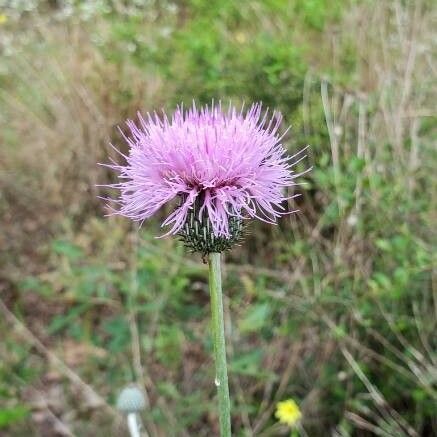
[{"left": 179, "top": 201, "right": 244, "bottom": 255}]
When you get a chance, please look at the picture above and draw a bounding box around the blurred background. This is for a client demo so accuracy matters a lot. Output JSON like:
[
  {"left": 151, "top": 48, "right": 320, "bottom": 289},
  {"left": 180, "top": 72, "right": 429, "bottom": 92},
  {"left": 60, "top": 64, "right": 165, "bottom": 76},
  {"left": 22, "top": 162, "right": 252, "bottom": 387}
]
[{"left": 0, "top": 0, "right": 435, "bottom": 436}]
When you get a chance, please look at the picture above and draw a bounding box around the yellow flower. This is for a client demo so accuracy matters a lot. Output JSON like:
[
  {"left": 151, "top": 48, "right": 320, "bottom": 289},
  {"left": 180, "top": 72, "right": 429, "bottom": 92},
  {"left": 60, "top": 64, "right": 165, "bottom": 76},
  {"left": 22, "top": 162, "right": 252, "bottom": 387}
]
[
  {"left": 275, "top": 399, "right": 302, "bottom": 427},
  {"left": 0, "top": 14, "right": 7, "bottom": 24}
]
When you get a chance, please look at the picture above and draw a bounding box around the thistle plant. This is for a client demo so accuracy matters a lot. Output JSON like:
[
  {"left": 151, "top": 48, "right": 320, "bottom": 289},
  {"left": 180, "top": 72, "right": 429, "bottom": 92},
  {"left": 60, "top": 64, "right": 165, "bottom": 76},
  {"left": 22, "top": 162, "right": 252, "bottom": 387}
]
[{"left": 103, "top": 102, "right": 306, "bottom": 436}]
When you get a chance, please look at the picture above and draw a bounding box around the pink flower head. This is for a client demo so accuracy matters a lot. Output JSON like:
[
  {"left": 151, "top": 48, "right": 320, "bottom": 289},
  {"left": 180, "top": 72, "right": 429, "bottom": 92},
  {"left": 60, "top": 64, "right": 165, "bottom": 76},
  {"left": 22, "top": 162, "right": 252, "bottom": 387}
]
[{"left": 103, "top": 102, "right": 306, "bottom": 238}]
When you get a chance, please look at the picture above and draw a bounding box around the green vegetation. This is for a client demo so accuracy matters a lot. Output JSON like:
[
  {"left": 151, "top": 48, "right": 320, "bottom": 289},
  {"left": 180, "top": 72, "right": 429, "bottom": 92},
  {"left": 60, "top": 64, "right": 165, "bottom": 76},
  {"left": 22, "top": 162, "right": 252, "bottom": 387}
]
[{"left": 0, "top": 0, "right": 435, "bottom": 436}]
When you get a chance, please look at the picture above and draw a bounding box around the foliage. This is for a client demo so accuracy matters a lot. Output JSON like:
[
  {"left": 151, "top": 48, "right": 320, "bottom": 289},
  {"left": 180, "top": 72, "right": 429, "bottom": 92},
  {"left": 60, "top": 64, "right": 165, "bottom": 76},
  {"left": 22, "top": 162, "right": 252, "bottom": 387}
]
[{"left": 0, "top": 0, "right": 435, "bottom": 436}]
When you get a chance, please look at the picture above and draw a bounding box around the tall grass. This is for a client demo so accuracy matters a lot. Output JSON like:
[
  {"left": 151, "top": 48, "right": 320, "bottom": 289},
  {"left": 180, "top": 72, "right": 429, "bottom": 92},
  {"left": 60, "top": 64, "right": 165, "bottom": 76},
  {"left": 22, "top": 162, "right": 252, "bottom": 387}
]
[{"left": 0, "top": 1, "right": 435, "bottom": 435}]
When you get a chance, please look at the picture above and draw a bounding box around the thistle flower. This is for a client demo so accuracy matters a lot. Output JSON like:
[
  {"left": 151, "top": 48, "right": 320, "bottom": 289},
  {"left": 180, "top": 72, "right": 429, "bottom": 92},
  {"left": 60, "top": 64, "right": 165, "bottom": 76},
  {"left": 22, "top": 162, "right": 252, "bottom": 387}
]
[
  {"left": 103, "top": 103, "right": 309, "bottom": 436},
  {"left": 103, "top": 102, "right": 306, "bottom": 254},
  {"left": 275, "top": 399, "right": 302, "bottom": 427}
]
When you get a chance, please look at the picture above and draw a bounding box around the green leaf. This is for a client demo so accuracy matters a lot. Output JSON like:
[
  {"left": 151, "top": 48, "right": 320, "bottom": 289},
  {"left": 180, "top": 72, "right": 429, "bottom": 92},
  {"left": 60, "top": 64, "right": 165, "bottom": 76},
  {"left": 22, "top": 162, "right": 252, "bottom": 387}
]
[
  {"left": 52, "top": 240, "right": 84, "bottom": 261},
  {"left": 155, "top": 326, "right": 184, "bottom": 368},
  {"left": 0, "top": 406, "right": 30, "bottom": 428},
  {"left": 103, "top": 316, "right": 131, "bottom": 352},
  {"left": 48, "top": 304, "right": 90, "bottom": 335},
  {"left": 239, "top": 303, "right": 271, "bottom": 333},
  {"left": 230, "top": 350, "right": 263, "bottom": 376}
]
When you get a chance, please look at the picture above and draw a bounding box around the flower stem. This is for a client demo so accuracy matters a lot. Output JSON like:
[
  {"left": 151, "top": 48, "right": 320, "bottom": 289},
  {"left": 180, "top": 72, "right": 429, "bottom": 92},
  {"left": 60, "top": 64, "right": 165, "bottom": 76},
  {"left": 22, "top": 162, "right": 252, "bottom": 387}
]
[
  {"left": 127, "top": 413, "right": 141, "bottom": 437},
  {"left": 208, "top": 252, "right": 231, "bottom": 436}
]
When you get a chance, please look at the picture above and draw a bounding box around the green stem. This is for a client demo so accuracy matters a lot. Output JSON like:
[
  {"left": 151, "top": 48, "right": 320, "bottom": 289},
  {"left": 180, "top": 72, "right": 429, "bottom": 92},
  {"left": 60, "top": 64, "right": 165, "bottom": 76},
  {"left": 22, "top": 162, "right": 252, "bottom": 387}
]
[{"left": 208, "top": 252, "right": 231, "bottom": 436}]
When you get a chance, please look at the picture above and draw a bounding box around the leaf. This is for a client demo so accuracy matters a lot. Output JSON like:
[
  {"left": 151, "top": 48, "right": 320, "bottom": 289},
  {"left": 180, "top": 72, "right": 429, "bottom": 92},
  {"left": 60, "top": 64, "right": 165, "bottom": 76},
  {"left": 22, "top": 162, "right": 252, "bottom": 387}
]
[
  {"left": 155, "top": 326, "right": 184, "bottom": 368},
  {"left": 239, "top": 303, "right": 271, "bottom": 333},
  {"left": 103, "top": 316, "right": 131, "bottom": 352},
  {"left": 48, "top": 304, "right": 90, "bottom": 334},
  {"left": 52, "top": 240, "right": 83, "bottom": 261},
  {"left": 230, "top": 350, "right": 263, "bottom": 376},
  {"left": 0, "top": 406, "right": 29, "bottom": 428}
]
